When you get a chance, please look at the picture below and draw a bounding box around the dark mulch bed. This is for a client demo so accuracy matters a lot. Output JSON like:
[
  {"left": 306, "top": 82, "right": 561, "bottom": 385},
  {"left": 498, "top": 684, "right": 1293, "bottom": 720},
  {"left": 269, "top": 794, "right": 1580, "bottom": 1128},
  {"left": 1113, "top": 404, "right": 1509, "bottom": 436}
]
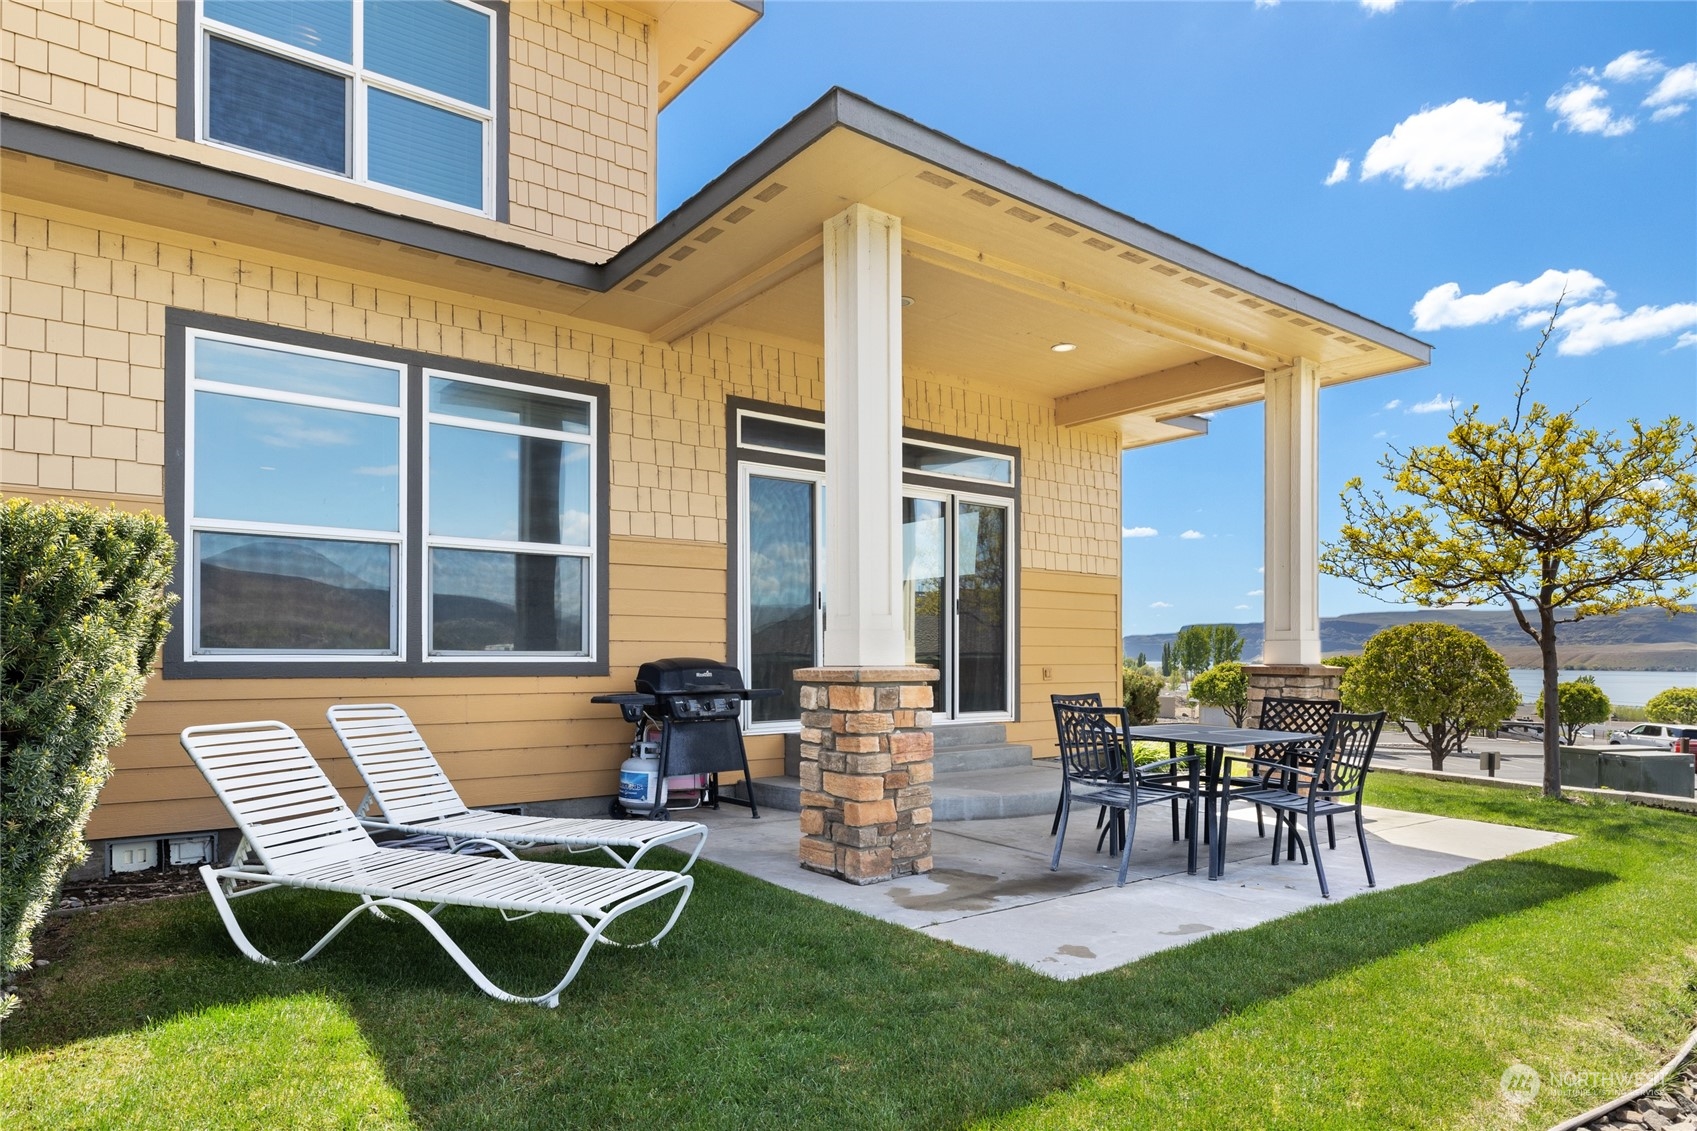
[{"left": 57, "top": 865, "right": 207, "bottom": 912}]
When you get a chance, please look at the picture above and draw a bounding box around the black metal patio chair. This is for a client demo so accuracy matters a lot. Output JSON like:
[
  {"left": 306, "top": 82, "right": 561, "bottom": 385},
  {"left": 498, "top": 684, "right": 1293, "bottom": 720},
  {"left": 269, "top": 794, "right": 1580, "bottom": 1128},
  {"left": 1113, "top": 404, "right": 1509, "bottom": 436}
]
[
  {"left": 1049, "top": 693, "right": 1184, "bottom": 844},
  {"left": 1216, "top": 710, "right": 1387, "bottom": 898},
  {"left": 1051, "top": 703, "right": 1200, "bottom": 886},
  {"left": 1256, "top": 696, "right": 1342, "bottom": 851}
]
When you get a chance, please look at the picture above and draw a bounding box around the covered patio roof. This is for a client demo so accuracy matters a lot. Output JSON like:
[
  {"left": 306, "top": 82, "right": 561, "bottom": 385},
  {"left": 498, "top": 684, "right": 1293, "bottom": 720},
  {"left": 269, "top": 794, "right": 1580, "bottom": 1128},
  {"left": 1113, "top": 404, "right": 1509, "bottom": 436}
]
[{"left": 586, "top": 88, "right": 1432, "bottom": 447}]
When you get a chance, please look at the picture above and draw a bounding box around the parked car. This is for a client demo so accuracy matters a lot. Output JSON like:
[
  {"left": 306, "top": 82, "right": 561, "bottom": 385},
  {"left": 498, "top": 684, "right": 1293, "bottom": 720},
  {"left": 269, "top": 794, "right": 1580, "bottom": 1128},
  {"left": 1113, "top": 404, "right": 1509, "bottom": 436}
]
[{"left": 1607, "top": 723, "right": 1697, "bottom": 750}]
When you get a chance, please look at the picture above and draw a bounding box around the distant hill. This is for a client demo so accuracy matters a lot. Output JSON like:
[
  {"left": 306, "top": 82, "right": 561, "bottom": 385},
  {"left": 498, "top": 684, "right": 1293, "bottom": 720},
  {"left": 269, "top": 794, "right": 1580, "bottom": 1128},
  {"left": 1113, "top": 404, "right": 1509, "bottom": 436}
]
[{"left": 1123, "top": 606, "right": 1696, "bottom": 672}]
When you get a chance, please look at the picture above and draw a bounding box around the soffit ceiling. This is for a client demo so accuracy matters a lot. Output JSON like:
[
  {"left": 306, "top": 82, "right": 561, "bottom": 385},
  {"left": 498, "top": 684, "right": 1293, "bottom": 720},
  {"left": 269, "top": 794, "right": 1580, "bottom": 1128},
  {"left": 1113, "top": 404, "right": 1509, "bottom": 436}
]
[
  {"left": 578, "top": 126, "right": 1428, "bottom": 442},
  {"left": 619, "top": 0, "right": 763, "bottom": 109}
]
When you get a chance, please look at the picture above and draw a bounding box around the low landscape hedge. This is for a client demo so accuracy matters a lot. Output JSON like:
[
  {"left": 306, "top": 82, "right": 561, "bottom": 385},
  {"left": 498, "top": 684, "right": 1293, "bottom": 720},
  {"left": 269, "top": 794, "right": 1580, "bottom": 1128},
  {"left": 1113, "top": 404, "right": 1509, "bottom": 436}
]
[{"left": 0, "top": 499, "right": 174, "bottom": 1013}]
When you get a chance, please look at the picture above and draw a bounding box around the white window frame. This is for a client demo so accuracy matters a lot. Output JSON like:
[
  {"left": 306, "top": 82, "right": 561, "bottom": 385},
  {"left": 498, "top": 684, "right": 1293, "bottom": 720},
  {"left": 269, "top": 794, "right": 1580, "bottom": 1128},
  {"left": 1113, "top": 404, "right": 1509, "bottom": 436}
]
[
  {"left": 737, "top": 462, "right": 826, "bottom": 735},
  {"left": 183, "top": 328, "right": 408, "bottom": 663},
  {"left": 196, "top": 0, "right": 497, "bottom": 216},
  {"left": 928, "top": 487, "right": 1016, "bottom": 723},
  {"left": 903, "top": 436, "right": 1016, "bottom": 487},
  {"left": 422, "top": 369, "right": 598, "bottom": 661}
]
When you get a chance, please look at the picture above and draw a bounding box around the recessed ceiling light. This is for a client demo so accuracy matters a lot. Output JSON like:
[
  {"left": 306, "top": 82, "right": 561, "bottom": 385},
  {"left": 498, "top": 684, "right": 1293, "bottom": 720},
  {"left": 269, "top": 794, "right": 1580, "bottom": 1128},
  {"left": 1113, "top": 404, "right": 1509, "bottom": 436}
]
[
  {"left": 1050, "top": 342, "right": 1077, "bottom": 353},
  {"left": 900, "top": 295, "right": 915, "bottom": 308}
]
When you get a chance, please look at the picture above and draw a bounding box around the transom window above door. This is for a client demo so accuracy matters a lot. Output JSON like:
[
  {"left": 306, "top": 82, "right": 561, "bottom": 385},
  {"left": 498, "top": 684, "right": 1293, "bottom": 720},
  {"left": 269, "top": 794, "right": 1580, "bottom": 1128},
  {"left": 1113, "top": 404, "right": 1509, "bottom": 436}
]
[{"left": 195, "top": 0, "right": 499, "bottom": 214}]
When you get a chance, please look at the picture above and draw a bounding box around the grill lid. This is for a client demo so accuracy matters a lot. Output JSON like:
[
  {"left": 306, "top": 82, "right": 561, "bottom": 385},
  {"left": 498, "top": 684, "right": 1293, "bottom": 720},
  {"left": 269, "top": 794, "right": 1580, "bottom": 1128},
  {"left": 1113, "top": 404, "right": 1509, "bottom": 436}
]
[{"left": 636, "top": 657, "right": 748, "bottom": 696}]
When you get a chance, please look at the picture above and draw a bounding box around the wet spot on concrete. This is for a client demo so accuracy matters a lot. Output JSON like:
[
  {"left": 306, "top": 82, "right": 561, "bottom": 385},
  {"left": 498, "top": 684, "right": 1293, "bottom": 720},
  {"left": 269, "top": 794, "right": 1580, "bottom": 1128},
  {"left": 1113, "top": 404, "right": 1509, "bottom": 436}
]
[
  {"left": 1158, "top": 922, "right": 1213, "bottom": 936},
  {"left": 1056, "top": 944, "right": 1096, "bottom": 959},
  {"left": 888, "top": 867, "right": 1084, "bottom": 912}
]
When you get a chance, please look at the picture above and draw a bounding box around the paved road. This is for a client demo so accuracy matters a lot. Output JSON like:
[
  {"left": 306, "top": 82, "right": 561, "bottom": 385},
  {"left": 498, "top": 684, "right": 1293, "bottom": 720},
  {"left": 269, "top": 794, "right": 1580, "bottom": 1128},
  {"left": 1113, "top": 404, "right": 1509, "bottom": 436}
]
[
  {"left": 1374, "top": 735, "right": 1550, "bottom": 786},
  {"left": 1375, "top": 728, "right": 1688, "bottom": 788}
]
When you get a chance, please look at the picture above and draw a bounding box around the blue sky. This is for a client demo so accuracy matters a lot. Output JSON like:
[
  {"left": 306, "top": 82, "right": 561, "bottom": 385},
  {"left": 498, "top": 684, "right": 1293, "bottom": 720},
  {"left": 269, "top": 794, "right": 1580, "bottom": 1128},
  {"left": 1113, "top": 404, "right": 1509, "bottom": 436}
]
[{"left": 657, "top": 1, "right": 1697, "bottom": 636}]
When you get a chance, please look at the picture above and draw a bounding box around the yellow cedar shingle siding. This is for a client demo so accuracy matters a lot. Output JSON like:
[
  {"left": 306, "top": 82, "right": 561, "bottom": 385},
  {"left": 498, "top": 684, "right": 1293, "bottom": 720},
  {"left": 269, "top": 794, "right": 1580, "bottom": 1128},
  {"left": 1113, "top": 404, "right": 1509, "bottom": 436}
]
[{"left": 2, "top": 0, "right": 654, "bottom": 256}]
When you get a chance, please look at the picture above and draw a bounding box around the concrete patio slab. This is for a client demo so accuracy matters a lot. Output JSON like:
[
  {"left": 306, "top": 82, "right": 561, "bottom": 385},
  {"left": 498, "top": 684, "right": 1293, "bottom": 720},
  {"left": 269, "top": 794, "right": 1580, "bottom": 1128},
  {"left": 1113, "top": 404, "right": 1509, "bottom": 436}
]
[{"left": 687, "top": 801, "right": 1567, "bottom": 979}]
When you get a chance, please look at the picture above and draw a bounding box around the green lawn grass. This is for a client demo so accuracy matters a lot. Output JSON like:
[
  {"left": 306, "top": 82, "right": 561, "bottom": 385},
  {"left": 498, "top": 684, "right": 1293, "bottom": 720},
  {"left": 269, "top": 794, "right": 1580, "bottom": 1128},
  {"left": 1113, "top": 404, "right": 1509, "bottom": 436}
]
[{"left": 3, "top": 776, "right": 1693, "bottom": 1130}]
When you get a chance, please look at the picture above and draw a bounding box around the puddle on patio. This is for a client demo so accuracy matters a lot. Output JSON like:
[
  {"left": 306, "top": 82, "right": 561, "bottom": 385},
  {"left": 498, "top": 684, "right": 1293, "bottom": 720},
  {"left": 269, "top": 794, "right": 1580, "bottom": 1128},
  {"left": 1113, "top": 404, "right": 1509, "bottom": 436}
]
[{"left": 889, "top": 866, "right": 1084, "bottom": 912}]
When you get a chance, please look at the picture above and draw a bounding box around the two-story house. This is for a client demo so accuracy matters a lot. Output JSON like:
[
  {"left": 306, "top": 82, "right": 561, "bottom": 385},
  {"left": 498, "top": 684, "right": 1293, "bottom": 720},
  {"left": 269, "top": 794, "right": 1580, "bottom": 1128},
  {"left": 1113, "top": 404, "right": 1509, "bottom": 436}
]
[{"left": 1, "top": 0, "right": 1428, "bottom": 870}]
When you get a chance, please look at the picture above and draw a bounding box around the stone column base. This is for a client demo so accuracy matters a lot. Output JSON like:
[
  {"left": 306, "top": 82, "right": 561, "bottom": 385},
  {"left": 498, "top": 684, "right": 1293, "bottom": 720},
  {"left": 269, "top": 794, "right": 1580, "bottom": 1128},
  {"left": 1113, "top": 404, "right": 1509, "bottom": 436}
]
[
  {"left": 795, "top": 665, "right": 938, "bottom": 885},
  {"left": 1243, "top": 663, "right": 1345, "bottom": 724}
]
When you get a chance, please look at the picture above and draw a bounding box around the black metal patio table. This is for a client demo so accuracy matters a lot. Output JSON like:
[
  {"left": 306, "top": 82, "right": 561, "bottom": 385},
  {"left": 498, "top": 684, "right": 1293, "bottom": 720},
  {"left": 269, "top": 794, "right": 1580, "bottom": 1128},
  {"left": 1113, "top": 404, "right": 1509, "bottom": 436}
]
[{"left": 1121, "top": 723, "right": 1319, "bottom": 880}]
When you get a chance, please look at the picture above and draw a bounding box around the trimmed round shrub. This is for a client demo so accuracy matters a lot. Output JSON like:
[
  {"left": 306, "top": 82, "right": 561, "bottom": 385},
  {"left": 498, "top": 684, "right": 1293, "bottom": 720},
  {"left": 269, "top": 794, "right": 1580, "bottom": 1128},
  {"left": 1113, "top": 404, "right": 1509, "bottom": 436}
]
[
  {"left": 1341, "top": 622, "right": 1520, "bottom": 771},
  {"left": 1645, "top": 687, "right": 1697, "bottom": 725}
]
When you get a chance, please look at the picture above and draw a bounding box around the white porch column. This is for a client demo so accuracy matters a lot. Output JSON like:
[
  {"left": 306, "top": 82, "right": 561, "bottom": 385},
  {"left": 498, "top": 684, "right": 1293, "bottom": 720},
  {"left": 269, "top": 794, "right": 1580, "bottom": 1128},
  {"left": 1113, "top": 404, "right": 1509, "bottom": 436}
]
[
  {"left": 821, "top": 203, "right": 906, "bottom": 667},
  {"left": 1262, "top": 357, "right": 1322, "bottom": 666}
]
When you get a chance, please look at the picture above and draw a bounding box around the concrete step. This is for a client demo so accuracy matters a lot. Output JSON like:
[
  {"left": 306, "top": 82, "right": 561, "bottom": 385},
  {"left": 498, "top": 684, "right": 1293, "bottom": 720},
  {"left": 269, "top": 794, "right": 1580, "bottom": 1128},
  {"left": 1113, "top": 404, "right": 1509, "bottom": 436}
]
[
  {"left": 729, "top": 775, "right": 803, "bottom": 813},
  {"left": 933, "top": 742, "right": 1035, "bottom": 774},
  {"left": 932, "top": 722, "right": 1008, "bottom": 749},
  {"left": 733, "top": 760, "right": 1064, "bottom": 821},
  {"left": 930, "top": 762, "right": 1061, "bottom": 821}
]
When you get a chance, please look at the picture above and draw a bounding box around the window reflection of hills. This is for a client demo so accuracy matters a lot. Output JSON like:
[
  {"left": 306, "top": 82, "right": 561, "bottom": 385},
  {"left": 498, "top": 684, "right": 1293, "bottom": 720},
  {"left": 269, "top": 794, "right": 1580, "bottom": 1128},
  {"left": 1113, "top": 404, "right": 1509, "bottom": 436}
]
[
  {"left": 198, "top": 535, "right": 391, "bottom": 650},
  {"left": 431, "top": 549, "right": 584, "bottom": 653}
]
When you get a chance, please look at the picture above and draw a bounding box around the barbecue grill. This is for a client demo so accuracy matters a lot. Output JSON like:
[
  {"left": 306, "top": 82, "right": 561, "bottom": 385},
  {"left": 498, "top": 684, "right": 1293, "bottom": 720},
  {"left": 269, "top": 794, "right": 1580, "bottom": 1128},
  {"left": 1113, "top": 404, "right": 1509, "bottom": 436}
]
[{"left": 591, "top": 658, "right": 777, "bottom": 820}]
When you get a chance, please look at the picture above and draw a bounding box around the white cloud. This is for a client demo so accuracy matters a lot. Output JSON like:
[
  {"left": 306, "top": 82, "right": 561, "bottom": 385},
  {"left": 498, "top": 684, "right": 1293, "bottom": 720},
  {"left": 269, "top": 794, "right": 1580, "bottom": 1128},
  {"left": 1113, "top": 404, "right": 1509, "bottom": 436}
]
[
  {"left": 1547, "top": 83, "right": 1635, "bottom": 136},
  {"left": 1547, "top": 302, "right": 1697, "bottom": 356},
  {"left": 1677, "top": 332, "right": 1697, "bottom": 350},
  {"left": 1122, "top": 526, "right": 1159, "bottom": 538},
  {"left": 1246, "top": 589, "right": 1264, "bottom": 597},
  {"left": 1257, "top": 567, "right": 1264, "bottom": 573},
  {"left": 1150, "top": 601, "right": 1173, "bottom": 609},
  {"left": 1383, "top": 398, "right": 1402, "bottom": 410},
  {"left": 1324, "top": 157, "right": 1351, "bottom": 186},
  {"left": 1602, "top": 50, "right": 1666, "bottom": 83},
  {"left": 1408, "top": 394, "right": 1456, "bottom": 414},
  {"left": 1411, "top": 268, "right": 1610, "bottom": 331},
  {"left": 1359, "top": 99, "right": 1524, "bottom": 190},
  {"left": 1373, "top": 430, "right": 1389, "bottom": 439},
  {"left": 1360, "top": 0, "right": 1398, "bottom": 11},
  {"left": 1179, "top": 530, "right": 1205, "bottom": 540},
  {"left": 1234, "top": 604, "right": 1251, "bottom": 610},
  {"left": 1652, "top": 104, "right": 1691, "bottom": 122},
  {"left": 1254, "top": 0, "right": 1280, "bottom": 7},
  {"left": 1644, "top": 62, "right": 1697, "bottom": 109}
]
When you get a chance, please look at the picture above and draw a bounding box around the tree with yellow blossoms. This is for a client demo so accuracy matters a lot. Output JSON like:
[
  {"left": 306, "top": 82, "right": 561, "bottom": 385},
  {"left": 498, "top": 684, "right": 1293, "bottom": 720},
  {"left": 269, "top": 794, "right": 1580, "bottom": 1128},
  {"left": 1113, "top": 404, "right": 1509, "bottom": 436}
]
[{"left": 1321, "top": 317, "right": 1697, "bottom": 797}]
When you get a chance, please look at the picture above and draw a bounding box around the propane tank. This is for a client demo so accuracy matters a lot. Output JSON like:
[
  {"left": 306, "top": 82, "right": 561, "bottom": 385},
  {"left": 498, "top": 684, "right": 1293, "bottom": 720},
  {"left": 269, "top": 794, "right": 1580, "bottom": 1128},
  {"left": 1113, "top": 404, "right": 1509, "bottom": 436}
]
[{"left": 618, "top": 741, "right": 666, "bottom": 813}]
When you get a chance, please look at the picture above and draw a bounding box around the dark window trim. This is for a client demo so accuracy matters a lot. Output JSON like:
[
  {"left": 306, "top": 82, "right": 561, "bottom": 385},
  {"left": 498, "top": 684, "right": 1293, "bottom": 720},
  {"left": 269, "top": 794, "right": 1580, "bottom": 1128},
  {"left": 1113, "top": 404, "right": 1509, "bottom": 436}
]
[
  {"left": 723, "top": 397, "right": 1021, "bottom": 720},
  {"left": 164, "top": 308, "right": 608, "bottom": 679},
  {"left": 176, "top": 0, "right": 510, "bottom": 221}
]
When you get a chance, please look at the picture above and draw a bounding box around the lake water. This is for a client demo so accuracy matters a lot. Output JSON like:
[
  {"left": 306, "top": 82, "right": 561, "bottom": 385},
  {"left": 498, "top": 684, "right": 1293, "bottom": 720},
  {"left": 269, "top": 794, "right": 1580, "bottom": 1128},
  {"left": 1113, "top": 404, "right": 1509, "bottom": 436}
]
[{"left": 1508, "top": 669, "right": 1696, "bottom": 707}]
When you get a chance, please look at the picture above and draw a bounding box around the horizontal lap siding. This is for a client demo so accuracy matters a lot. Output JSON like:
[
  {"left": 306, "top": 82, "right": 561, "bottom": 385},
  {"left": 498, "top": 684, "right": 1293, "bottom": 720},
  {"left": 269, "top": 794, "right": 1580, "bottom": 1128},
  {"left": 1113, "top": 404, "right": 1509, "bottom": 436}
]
[
  {"left": 1012, "top": 567, "right": 1121, "bottom": 759},
  {"left": 87, "top": 535, "right": 730, "bottom": 840}
]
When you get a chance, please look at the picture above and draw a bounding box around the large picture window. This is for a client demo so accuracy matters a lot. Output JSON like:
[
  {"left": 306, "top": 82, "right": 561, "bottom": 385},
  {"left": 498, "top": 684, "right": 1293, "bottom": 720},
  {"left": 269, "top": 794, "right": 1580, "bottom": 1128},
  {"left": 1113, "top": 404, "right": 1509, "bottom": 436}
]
[
  {"left": 196, "top": 0, "right": 498, "bottom": 214},
  {"left": 169, "top": 312, "right": 605, "bottom": 677}
]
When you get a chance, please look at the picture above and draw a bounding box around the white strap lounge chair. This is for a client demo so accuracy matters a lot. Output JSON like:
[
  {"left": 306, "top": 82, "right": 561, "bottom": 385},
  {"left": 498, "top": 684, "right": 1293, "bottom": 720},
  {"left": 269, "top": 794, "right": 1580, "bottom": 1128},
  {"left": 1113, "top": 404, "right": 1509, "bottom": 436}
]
[
  {"left": 181, "top": 720, "right": 694, "bottom": 1007},
  {"left": 325, "top": 703, "right": 708, "bottom": 872}
]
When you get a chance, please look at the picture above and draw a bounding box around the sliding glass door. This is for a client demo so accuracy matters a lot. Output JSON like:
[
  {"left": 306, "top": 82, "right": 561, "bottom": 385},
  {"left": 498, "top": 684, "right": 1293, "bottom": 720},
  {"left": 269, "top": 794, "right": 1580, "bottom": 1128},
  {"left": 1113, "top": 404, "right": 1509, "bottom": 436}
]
[
  {"left": 902, "top": 492, "right": 1011, "bottom": 719},
  {"left": 741, "top": 469, "right": 823, "bottom": 725}
]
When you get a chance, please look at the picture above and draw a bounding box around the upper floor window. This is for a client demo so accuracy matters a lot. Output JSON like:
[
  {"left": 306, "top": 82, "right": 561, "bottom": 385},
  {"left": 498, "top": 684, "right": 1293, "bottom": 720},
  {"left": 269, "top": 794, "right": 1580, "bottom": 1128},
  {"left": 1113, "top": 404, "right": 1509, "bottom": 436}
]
[{"left": 196, "top": 0, "right": 497, "bottom": 214}]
